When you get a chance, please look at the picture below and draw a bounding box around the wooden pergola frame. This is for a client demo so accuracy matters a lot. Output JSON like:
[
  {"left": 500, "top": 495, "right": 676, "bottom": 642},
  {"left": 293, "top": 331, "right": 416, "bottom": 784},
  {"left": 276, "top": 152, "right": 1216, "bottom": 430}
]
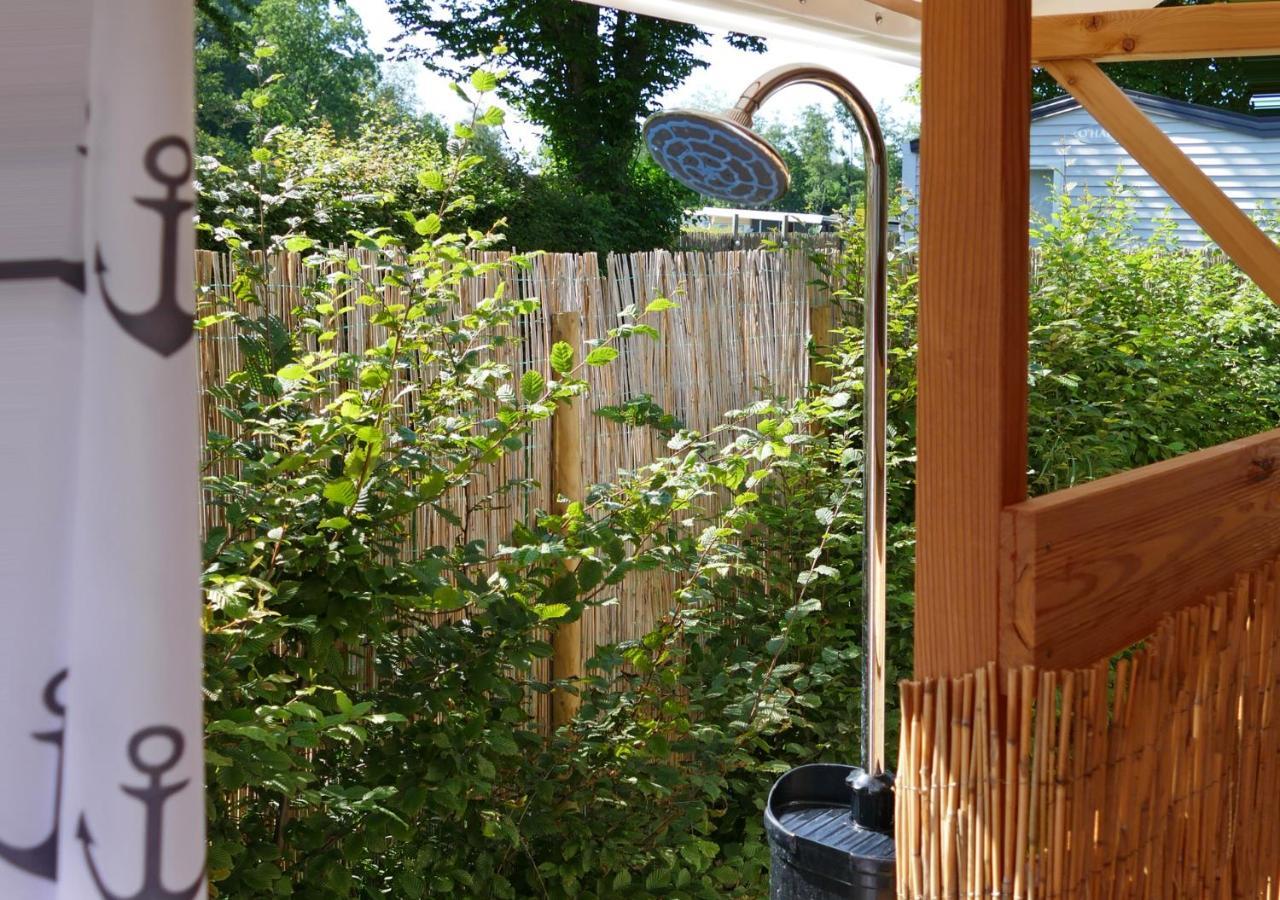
[{"left": 913, "top": 1, "right": 1280, "bottom": 678}]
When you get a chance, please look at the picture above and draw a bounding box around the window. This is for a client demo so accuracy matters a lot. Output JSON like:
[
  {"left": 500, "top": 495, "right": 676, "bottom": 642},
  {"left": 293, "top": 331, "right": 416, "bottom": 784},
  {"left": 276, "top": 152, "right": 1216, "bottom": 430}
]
[{"left": 1030, "top": 168, "right": 1057, "bottom": 221}]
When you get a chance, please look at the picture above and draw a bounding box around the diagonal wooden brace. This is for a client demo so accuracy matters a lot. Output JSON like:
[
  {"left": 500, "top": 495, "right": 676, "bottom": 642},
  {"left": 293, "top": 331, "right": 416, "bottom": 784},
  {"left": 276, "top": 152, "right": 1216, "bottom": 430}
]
[{"left": 1043, "top": 58, "right": 1280, "bottom": 306}]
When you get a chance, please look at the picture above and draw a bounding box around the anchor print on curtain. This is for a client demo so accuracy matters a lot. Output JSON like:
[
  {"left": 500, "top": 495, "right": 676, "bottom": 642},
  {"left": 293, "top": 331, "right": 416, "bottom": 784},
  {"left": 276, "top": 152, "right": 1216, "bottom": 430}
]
[{"left": 0, "top": 2, "right": 205, "bottom": 898}]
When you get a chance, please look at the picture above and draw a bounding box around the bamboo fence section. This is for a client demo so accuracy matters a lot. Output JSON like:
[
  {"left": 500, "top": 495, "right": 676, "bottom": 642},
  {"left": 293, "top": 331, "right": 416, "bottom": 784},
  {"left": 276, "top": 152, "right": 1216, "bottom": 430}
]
[
  {"left": 196, "top": 247, "right": 830, "bottom": 727},
  {"left": 897, "top": 556, "right": 1280, "bottom": 898}
]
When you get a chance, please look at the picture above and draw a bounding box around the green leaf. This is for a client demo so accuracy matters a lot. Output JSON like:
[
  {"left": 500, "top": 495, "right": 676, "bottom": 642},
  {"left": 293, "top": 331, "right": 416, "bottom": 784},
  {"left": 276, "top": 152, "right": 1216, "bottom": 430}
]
[
  {"left": 584, "top": 346, "right": 618, "bottom": 367},
  {"left": 417, "top": 169, "right": 446, "bottom": 191},
  {"left": 535, "top": 603, "right": 571, "bottom": 621},
  {"left": 318, "top": 516, "right": 351, "bottom": 530},
  {"left": 470, "top": 69, "right": 499, "bottom": 92},
  {"left": 254, "top": 44, "right": 278, "bottom": 58},
  {"left": 645, "top": 297, "right": 678, "bottom": 313},
  {"left": 323, "top": 479, "right": 356, "bottom": 506},
  {"left": 276, "top": 364, "right": 308, "bottom": 381},
  {"left": 549, "top": 341, "right": 574, "bottom": 374},
  {"left": 355, "top": 425, "right": 383, "bottom": 445},
  {"left": 284, "top": 236, "right": 314, "bottom": 252},
  {"left": 251, "top": 92, "right": 271, "bottom": 109},
  {"left": 577, "top": 558, "right": 604, "bottom": 592},
  {"left": 415, "top": 213, "right": 442, "bottom": 236},
  {"left": 359, "top": 365, "right": 389, "bottom": 389},
  {"left": 432, "top": 584, "right": 463, "bottom": 610},
  {"left": 421, "top": 472, "right": 447, "bottom": 499},
  {"left": 520, "top": 370, "right": 546, "bottom": 402}
]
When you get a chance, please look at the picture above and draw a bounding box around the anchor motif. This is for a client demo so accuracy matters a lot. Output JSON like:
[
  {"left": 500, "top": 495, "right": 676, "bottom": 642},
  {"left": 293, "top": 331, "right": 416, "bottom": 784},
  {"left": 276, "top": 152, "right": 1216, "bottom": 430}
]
[
  {"left": 0, "top": 670, "right": 68, "bottom": 881},
  {"left": 77, "top": 726, "right": 203, "bottom": 900},
  {"left": 96, "top": 135, "right": 194, "bottom": 357}
]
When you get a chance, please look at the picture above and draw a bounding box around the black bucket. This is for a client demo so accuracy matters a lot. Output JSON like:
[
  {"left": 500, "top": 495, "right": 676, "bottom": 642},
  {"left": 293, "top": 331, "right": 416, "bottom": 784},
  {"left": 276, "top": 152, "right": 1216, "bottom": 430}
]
[{"left": 764, "top": 763, "right": 895, "bottom": 899}]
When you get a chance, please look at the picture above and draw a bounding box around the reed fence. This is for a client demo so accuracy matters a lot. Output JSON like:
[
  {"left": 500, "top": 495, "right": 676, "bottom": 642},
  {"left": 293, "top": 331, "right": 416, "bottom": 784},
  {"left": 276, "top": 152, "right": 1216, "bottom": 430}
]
[
  {"left": 896, "top": 556, "right": 1280, "bottom": 898},
  {"left": 196, "top": 247, "right": 835, "bottom": 726}
]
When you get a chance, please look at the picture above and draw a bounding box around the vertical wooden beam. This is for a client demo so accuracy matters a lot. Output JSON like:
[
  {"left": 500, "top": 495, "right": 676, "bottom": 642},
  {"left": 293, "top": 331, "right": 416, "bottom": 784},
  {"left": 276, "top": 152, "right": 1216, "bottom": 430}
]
[
  {"left": 809, "top": 303, "right": 833, "bottom": 388},
  {"left": 550, "top": 312, "right": 585, "bottom": 727},
  {"left": 916, "top": 0, "right": 1031, "bottom": 678}
]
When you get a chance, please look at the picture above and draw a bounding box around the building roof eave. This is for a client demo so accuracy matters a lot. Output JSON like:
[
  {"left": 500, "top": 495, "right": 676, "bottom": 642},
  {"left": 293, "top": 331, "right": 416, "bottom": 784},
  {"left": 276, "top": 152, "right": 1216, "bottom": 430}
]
[{"left": 1032, "top": 89, "right": 1280, "bottom": 137}]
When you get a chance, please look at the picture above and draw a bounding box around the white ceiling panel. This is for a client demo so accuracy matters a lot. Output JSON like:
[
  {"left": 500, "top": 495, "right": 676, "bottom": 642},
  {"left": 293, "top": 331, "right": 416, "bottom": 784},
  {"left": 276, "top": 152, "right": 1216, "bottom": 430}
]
[{"left": 579, "top": 0, "right": 1164, "bottom": 66}]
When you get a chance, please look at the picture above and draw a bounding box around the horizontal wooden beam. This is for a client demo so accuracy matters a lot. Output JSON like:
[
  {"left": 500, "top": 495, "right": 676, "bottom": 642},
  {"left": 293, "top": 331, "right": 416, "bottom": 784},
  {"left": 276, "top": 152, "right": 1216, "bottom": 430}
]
[
  {"left": 1001, "top": 428, "right": 1280, "bottom": 670},
  {"left": 1033, "top": 2, "right": 1280, "bottom": 63},
  {"left": 1044, "top": 59, "right": 1280, "bottom": 307}
]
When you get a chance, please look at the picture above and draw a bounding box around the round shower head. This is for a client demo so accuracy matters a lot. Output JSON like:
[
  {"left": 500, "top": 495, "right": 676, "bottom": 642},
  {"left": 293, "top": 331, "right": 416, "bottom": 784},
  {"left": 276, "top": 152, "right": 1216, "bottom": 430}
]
[{"left": 643, "top": 109, "right": 790, "bottom": 206}]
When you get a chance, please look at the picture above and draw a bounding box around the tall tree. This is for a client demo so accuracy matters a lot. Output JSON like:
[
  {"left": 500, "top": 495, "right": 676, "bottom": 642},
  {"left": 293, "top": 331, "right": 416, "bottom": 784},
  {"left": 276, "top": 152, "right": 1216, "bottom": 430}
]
[
  {"left": 197, "top": 0, "right": 413, "bottom": 154},
  {"left": 753, "top": 106, "right": 865, "bottom": 215},
  {"left": 385, "top": 0, "right": 764, "bottom": 191}
]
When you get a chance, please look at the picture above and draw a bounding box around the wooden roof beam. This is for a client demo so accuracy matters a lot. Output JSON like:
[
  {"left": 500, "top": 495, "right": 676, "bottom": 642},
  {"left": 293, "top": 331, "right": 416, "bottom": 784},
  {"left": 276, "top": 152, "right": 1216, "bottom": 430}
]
[
  {"left": 1033, "top": 2, "right": 1280, "bottom": 63},
  {"left": 866, "top": 1, "right": 1280, "bottom": 62}
]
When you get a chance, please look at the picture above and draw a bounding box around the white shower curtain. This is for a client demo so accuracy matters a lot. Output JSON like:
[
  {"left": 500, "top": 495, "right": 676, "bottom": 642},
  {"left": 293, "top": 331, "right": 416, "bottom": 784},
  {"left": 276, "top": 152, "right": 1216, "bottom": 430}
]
[{"left": 0, "top": 2, "right": 205, "bottom": 898}]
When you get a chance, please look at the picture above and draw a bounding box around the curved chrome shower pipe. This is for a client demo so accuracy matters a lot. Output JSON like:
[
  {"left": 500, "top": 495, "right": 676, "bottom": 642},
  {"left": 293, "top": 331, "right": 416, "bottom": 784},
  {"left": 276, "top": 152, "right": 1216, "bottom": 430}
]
[{"left": 727, "top": 66, "right": 889, "bottom": 776}]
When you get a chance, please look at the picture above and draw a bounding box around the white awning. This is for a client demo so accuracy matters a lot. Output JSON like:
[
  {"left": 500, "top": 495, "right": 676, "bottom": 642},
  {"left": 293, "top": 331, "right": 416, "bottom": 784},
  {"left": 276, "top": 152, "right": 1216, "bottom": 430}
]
[{"left": 577, "top": 1, "right": 1163, "bottom": 67}]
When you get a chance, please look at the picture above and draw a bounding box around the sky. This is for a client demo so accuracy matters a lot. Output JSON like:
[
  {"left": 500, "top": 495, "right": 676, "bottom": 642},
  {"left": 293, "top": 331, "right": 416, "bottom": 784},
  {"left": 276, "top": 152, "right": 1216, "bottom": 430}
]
[{"left": 348, "top": 0, "right": 921, "bottom": 160}]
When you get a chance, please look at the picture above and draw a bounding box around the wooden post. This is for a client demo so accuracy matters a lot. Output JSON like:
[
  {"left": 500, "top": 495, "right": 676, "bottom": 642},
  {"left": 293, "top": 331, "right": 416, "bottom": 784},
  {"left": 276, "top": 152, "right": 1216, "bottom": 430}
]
[
  {"left": 809, "top": 304, "right": 833, "bottom": 387},
  {"left": 916, "top": 0, "right": 1031, "bottom": 678},
  {"left": 550, "top": 312, "right": 585, "bottom": 727}
]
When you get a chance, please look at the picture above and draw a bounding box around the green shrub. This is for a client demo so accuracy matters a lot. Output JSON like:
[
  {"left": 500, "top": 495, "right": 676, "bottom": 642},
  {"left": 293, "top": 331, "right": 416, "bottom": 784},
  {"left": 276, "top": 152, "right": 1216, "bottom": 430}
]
[{"left": 1028, "top": 188, "right": 1280, "bottom": 491}]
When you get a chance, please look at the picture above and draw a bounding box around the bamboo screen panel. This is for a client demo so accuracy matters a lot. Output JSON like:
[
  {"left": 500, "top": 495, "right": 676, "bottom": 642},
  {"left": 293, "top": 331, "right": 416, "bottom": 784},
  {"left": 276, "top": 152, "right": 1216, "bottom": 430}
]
[
  {"left": 576, "top": 249, "right": 825, "bottom": 651},
  {"left": 196, "top": 247, "right": 829, "bottom": 724},
  {"left": 896, "top": 557, "right": 1280, "bottom": 899}
]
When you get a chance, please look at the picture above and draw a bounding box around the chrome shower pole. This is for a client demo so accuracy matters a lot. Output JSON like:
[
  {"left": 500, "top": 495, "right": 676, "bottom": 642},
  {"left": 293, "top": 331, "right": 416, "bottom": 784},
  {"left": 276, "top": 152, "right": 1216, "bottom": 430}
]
[{"left": 730, "top": 66, "right": 889, "bottom": 775}]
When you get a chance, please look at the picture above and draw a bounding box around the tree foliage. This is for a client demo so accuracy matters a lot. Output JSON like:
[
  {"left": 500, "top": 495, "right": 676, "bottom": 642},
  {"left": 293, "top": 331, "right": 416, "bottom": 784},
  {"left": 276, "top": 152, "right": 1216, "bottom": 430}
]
[
  {"left": 195, "top": 1, "right": 711, "bottom": 252},
  {"left": 386, "top": 0, "right": 764, "bottom": 190},
  {"left": 197, "top": 0, "right": 424, "bottom": 157},
  {"left": 382, "top": 0, "right": 760, "bottom": 249},
  {"left": 757, "top": 106, "right": 866, "bottom": 216}
]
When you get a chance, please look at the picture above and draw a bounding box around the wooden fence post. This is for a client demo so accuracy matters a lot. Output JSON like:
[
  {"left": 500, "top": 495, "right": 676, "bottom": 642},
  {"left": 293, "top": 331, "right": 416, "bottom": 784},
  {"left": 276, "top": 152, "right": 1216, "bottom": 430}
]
[
  {"left": 809, "top": 304, "right": 834, "bottom": 387},
  {"left": 550, "top": 311, "right": 585, "bottom": 728}
]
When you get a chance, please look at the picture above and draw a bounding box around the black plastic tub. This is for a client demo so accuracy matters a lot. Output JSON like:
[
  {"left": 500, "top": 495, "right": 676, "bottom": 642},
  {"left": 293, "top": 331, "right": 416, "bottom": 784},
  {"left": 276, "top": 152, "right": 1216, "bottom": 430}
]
[{"left": 764, "top": 763, "right": 895, "bottom": 899}]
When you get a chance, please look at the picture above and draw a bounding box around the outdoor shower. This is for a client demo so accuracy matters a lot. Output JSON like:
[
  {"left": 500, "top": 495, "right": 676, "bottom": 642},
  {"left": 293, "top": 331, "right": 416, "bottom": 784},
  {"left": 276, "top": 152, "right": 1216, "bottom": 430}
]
[{"left": 646, "top": 65, "right": 893, "bottom": 897}]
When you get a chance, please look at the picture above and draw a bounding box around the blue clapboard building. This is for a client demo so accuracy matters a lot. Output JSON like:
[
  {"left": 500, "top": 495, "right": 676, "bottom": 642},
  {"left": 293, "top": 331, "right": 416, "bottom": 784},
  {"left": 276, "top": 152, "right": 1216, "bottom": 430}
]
[{"left": 901, "top": 90, "right": 1280, "bottom": 247}]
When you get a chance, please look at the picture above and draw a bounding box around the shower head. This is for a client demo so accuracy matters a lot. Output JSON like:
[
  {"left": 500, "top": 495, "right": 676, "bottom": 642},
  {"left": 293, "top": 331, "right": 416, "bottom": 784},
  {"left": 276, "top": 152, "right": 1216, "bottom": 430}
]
[{"left": 643, "top": 108, "right": 790, "bottom": 206}]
